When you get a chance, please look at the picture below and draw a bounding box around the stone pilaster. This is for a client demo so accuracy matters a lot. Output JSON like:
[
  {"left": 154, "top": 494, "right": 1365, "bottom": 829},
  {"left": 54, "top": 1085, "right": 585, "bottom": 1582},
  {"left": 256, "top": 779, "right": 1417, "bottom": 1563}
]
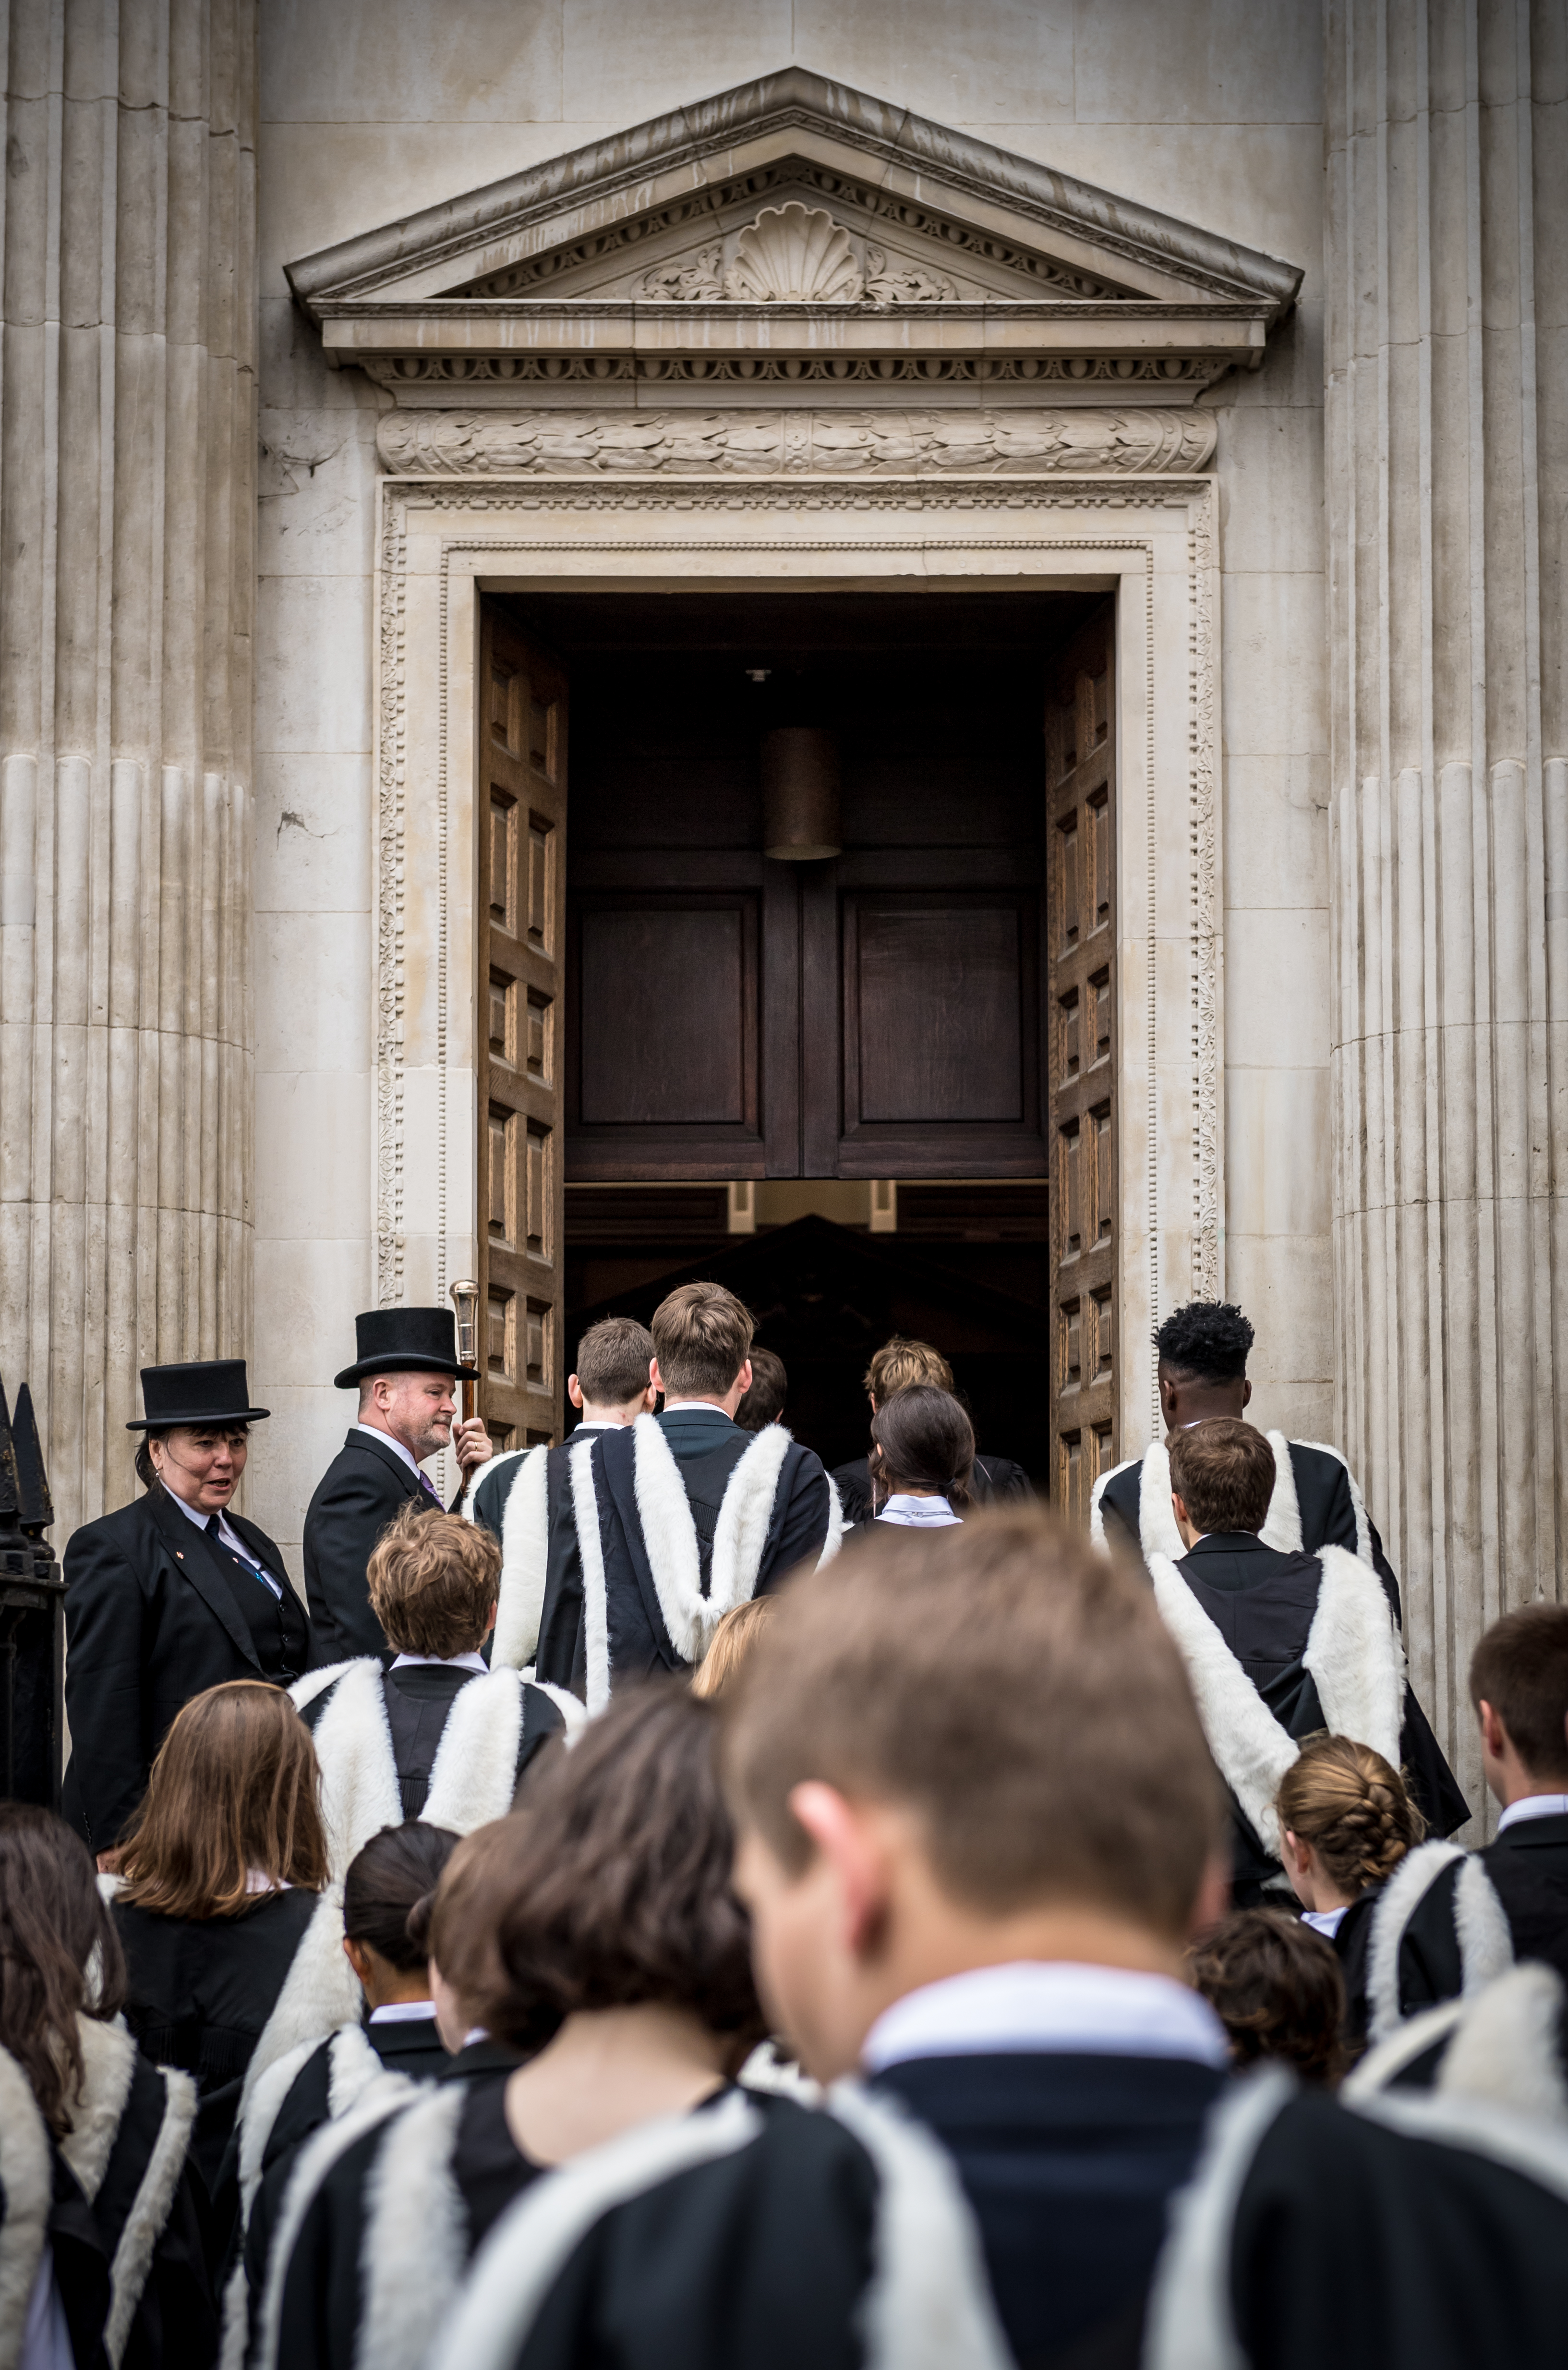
[
  {"left": 1326, "top": 0, "right": 1568, "bottom": 1808},
  {"left": 0, "top": 1, "right": 256, "bottom": 1538}
]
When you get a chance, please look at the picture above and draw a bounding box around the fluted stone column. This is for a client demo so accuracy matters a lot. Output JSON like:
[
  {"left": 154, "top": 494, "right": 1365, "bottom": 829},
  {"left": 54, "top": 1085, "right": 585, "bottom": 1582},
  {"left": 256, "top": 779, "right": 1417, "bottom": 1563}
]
[
  {"left": 1326, "top": 0, "right": 1567, "bottom": 1810},
  {"left": 0, "top": 0, "right": 256, "bottom": 1540}
]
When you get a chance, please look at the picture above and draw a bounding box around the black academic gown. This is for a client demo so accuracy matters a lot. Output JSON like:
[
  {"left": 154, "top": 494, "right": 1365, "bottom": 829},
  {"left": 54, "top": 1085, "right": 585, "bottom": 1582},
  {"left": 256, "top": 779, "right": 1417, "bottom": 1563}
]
[
  {"left": 298, "top": 1662, "right": 567, "bottom": 1818},
  {"left": 829, "top": 1449, "right": 1032, "bottom": 1528},
  {"left": 465, "top": 2055, "right": 1226, "bottom": 2370},
  {"left": 1173, "top": 1533, "right": 1465, "bottom": 1903},
  {"left": 113, "top": 1884, "right": 320, "bottom": 2197},
  {"left": 304, "top": 1431, "right": 457, "bottom": 1666},
  {"left": 1392, "top": 1810, "right": 1568, "bottom": 2011},
  {"left": 1099, "top": 1436, "right": 1404, "bottom": 1622},
  {"left": 272, "top": 2039, "right": 531, "bottom": 2370},
  {"left": 545, "top": 1407, "right": 831, "bottom": 1699},
  {"left": 61, "top": 1489, "right": 310, "bottom": 1855},
  {"left": 470, "top": 1429, "right": 605, "bottom": 1697}
]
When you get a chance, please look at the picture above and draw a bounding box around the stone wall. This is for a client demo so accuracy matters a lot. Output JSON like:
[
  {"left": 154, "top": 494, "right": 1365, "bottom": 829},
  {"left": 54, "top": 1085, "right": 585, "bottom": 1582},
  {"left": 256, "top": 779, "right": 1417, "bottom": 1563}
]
[
  {"left": 252, "top": 0, "right": 1332, "bottom": 1562},
  {"left": 0, "top": 0, "right": 257, "bottom": 1540},
  {"left": 1326, "top": 0, "right": 1568, "bottom": 1812}
]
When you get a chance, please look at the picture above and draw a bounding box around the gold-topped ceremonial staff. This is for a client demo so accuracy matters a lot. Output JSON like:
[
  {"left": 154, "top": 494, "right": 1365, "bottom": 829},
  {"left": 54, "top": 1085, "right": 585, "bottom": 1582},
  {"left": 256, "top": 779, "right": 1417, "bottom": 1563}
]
[{"left": 449, "top": 1279, "right": 480, "bottom": 1425}]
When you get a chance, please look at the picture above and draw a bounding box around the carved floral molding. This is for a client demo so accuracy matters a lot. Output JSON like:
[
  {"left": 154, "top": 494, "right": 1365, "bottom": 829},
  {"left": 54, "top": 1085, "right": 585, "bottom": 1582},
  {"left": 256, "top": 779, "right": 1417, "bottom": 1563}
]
[{"left": 375, "top": 405, "right": 1218, "bottom": 478}]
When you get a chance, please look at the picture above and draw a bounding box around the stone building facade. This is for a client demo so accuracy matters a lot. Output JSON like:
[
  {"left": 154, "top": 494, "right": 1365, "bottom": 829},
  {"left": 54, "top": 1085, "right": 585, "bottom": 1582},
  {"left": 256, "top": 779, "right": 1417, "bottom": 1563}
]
[{"left": 0, "top": 0, "right": 1561, "bottom": 1812}]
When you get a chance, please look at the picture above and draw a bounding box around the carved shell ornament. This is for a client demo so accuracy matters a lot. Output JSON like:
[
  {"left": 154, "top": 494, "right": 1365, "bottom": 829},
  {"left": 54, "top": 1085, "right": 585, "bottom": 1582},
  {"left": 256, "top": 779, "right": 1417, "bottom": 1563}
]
[{"left": 725, "top": 203, "right": 863, "bottom": 302}]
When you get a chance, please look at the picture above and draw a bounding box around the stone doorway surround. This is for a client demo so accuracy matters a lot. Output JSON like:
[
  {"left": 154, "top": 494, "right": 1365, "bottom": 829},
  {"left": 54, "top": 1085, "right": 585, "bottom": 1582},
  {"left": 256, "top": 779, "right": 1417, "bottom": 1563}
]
[{"left": 286, "top": 67, "right": 1302, "bottom": 1456}]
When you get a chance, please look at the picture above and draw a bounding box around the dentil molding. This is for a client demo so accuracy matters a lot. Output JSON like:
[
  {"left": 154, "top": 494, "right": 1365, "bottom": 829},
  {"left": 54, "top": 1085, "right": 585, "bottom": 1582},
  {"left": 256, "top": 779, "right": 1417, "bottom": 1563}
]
[{"left": 375, "top": 405, "right": 1218, "bottom": 478}]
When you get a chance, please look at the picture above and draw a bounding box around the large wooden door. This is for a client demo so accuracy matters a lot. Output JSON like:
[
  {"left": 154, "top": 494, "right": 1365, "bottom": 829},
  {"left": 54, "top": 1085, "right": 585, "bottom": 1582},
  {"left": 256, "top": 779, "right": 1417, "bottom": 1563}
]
[
  {"left": 478, "top": 608, "right": 568, "bottom": 1449},
  {"left": 1045, "top": 605, "right": 1119, "bottom": 1520}
]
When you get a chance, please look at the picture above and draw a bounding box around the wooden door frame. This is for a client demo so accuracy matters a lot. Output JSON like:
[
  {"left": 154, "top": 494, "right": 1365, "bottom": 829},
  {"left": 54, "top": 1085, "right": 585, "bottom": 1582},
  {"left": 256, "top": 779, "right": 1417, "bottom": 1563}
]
[{"left": 372, "top": 469, "right": 1223, "bottom": 1492}]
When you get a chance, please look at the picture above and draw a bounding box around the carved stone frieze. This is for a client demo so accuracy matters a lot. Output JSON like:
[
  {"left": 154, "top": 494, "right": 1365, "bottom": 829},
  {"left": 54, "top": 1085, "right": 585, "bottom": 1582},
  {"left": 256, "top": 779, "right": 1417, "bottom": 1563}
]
[
  {"left": 375, "top": 406, "right": 1218, "bottom": 478},
  {"left": 636, "top": 203, "right": 960, "bottom": 306},
  {"left": 364, "top": 352, "right": 1232, "bottom": 404}
]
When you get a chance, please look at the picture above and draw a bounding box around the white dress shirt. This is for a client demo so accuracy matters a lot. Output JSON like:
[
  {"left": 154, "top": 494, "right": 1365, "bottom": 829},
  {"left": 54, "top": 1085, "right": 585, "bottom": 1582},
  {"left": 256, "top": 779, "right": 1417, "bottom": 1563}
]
[
  {"left": 876, "top": 1493, "right": 962, "bottom": 1527},
  {"left": 1300, "top": 1906, "right": 1348, "bottom": 1939},
  {"left": 1497, "top": 1792, "right": 1568, "bottom": 1833},
  {"left": 862, "top": 1960, "right": 1230, "bottom": 2073},
  {"left": 369, "top": 2000, "right": 439, "bottom": 2025},
  {"left": 353, "top": 1421, "right": 421, "bottom": 1475},
  {"left": 164, "top": 1486, "right": 283, "bottom": 1600},
  {"left": 389, "top": 1650, "right": 488, "bottom": 1676}
]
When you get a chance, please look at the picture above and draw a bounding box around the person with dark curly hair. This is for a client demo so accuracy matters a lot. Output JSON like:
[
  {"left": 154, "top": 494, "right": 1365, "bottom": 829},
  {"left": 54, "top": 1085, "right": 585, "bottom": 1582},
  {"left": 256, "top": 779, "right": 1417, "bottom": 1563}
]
[
  {"left": 258, "top": 1687, "right": 768, "bottom": 2370},
  {"left": 1089, "top": 1299, "right": 1406, "bottom": 1621},
  {"left": 1187, "top": 1908, "right": 1349, "bottom": 2084}
]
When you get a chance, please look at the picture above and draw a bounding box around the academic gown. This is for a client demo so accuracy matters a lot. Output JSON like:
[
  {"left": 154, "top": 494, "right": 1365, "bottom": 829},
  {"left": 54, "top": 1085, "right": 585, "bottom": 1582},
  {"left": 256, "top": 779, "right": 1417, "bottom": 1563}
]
[
  {"left": 112, "top": 1884, "right": 320, "bottom": 2197},
  {"left": 0, "top": 2023, "right": 215, "bottom": 2370},
  {"left": 468, "top": 1428, "right": 606, "bottom": 1695},
  {"left": 296, "top": 1661, "right": 569, "bottom": 1825},
  {"left": 268, "top": 2040, "right": 531, "bottom": 2370},
  {"left": 436, "top": 2057, "right": 1228, "bottom": 2370},
  {"left": 61, "top": 1488, "right": 310, "bottom": 1854},
  {"left": 547, "top": 1407, "right": 832, "bottom": 1702},
  {"left": 1389, "top": 1811, "right": 1568, "bottom": 2012},
  {"left": 303, "top": 1430, "right": 458, "bottom": 1666},
  {"left": 829, "top": 1448, "right": 1032, "bottom": 1528},
  {"left": 1172, "top": 1533, "right": 1466, "bottom": 1902}
]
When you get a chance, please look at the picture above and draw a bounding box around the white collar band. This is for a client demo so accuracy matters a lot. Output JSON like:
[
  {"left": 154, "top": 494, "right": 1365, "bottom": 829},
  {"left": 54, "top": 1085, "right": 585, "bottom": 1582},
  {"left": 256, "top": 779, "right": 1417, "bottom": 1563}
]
[{"left": 862, "top": 1961, "right": 1230, "bottom": 2073}]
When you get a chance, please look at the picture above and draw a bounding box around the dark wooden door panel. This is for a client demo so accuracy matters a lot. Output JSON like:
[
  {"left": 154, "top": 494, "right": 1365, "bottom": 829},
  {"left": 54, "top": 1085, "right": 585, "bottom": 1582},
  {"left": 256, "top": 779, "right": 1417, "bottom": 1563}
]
[
  {"left": 575, "top": 897, "right": 758, "bottom": 1130},
  {"left": 479, "top": 609, "right": 567, "bottom": 1452},
  {"left": 1046, "top": 603, "right": 1118, "bottom": 1520},
  {"left": 852, "top": 903, "right": 1025, "bottom": 1125}
]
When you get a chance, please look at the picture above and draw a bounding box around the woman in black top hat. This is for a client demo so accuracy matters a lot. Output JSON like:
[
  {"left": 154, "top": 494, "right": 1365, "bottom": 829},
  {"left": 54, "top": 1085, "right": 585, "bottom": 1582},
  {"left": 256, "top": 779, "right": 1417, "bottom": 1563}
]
[
  {"left": 303, "top": 1307, "right": 490, "bottom": 1668},
  {"left": 61, "top": 1359, "right": 310, "bottom": 1865}
]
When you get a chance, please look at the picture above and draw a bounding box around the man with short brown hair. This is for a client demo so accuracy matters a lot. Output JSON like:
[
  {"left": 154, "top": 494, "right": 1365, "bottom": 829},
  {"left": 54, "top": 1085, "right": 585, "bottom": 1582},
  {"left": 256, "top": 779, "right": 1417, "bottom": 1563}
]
[
  {"left": 1153, "top": 1417, "right": 1462, "bottom": 1905},
  {"left": 562, "top": 1280, "right": 833, "bottom": 1705}
]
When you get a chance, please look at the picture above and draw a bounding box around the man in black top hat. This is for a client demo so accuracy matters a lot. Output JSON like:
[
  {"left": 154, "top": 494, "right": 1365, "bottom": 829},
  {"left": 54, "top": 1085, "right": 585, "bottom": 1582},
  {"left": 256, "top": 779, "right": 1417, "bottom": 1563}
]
[
  {"left": 62, "top": 1359, "right": 310, "bottom": 1861},
  {"left": 303, "top": 1309, "right": 491, "bottom": 1666}
]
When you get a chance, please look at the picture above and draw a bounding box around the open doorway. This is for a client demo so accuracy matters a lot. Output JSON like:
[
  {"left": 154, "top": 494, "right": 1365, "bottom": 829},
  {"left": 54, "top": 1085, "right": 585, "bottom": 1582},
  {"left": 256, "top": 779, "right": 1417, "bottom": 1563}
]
[{"left": 476, "top": 587, "right": 1118, "bottom": 1503}]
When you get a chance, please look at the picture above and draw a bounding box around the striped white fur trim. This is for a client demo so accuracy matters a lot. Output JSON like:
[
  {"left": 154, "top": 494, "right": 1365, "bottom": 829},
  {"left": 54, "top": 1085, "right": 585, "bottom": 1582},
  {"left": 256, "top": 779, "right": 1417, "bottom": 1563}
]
[
  {"left": 1454, "top": 1854, "right": 1516, "bottom": 1994},
  {"left": 1142, "top": 2066, "right": 1296, "bottom": 2370},
  {"left": 1437, "top": 1964, "right": 1568, "bottom": 2124},
  {"left": 571, "top": 1441, "right": 612, "bottom": 1714},
  {"left": 104, "top": 2066, "right": 197, "bottom": 2367},
  {"left": 236, "top": 2033, "right": 324, "bottom": 2227},
  {"left": 326, "top": 2023, "right": 385, "bottom": 2119},
  {"left": 288, "top": 1658, "right": 356, "bottom": 1715},
  {"left": 816, "top": 1471, "right": 846, "bottom": 1569},
  {"left": 1343, "top": 1998, "right": 1467, "bottom": 2100},
  {"left": 423, "top": 1669, "right": 526, "bottom": 1832},
  {"left": 458, "top": 1449, "right": 525, "bottom": 1522},
  {"left": 0, "top": 2046, "right": 53, "bottom": 2370},
  {"left": 491, "top": 1445, "right": 549, "bottom": 1669},
  {"left": 241, "top": 1888, "right": 362, "bottom": 2116},
  {"left": 709, "top": 1422, "right": 794, "bottom": 1615},
  {"left": 826, "top": 2080, "right": 1014, "bottom": 2370},
  {"left": 254, "top": 2083, "right": 415, "bottom": 2370},
  {"left": 1302, "top": 1544, "right": 1404, "bottom": 1768},
  {"left": 1295, "top": 1438, "right": 1375, "bottom": 1563},
  {"left": 522, "top": 1677, "right": 588, "bottom": 1739},
  {"left": 1364, "top": 1841, "right": 1467, "bottom": 2046},
  {"left": 59, "top": 2014, "right": 138, "bottom": 2202},
  {"left": 1258, "top": 1431, "right": 1303, "bottom": 1553},
  {"left": 630, "top": 1414, "right": 709, "bottom": 1663},
  {"left": 1087, "top": 1456, "right": 1132, "bottom": 1555},
  {"left": 1138, "top": 1440, "right": 1186, "bottom": 1561},
  {"left": 1147, "top": 1552, "right": 1299, "bottom": 1858},
  {"left": 1349, "top": 2080, "right": 1568, "bottom": 2203},
  {"left": 355, "top": 2087, "right": 469, "bottom": 2370},
  {"left": 426, "top": 2093, "right": 764, "bottom": 2370},
  {"left": 294, "top": 1658, "right": 403, "bottom": 1877}
]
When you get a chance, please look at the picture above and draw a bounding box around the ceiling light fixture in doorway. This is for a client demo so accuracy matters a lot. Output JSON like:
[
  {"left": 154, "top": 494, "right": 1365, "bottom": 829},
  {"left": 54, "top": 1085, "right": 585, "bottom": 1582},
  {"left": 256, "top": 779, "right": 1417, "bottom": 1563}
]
[{"left": 762, "top": 725, "right": 841, "bottom": 860}]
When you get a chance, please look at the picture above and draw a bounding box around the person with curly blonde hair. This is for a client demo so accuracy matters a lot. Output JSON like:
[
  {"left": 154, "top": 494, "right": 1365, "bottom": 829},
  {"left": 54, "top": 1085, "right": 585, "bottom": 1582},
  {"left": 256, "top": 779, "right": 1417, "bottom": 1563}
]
[{"left": 1276, "top": 1733, "right": 1425, "bottom": 2050}]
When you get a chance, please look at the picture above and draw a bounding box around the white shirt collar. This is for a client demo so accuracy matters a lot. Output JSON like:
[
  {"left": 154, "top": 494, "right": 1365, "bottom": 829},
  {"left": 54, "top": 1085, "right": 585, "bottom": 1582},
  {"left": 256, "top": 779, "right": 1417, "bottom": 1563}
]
[
  {"left": 353, "top": 1421, "right": 421, "bottom": 1476},
  {"left": 389, "top": 1650, "right": 488, "bottom": 1676},
  {"left": 661, "top": 1398, "right": 735, "bottom": 1415},
  {"left": 368, "top": 2000, "right": 439, "bottom": 2025},
  {"left": 861, "top": 1961, "right": 1230, "bottom": 2073},
  {"left": 1497, "top": 1792, "right": 1568, "bottom": 1833},
  {"left": 164, "top": 1490, "right": 283, "bottom": 1596},
  {"left": 1299, "top": 1906, "right": 1347, "bottom": 1938},
  {"left": 877, "top": 1495, "right": 962, "bottom": 1526}
]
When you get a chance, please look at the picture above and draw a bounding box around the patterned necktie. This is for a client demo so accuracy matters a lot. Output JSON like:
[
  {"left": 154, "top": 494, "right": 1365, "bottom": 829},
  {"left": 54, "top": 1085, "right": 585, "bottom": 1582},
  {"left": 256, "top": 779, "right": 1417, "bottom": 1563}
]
[{"left": 418, "top": 1468, "right": 442, "bottom": 1505}]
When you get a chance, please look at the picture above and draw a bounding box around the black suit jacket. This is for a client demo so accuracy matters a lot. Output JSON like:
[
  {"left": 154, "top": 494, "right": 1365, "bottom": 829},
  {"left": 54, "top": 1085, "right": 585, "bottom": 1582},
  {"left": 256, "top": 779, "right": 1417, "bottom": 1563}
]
[
  {"left": 62, "top": 1490, "right": 309, "bottom": 1854},
  {"left": 304, "top": 1429, "right": 444, "bottom": 1665}
]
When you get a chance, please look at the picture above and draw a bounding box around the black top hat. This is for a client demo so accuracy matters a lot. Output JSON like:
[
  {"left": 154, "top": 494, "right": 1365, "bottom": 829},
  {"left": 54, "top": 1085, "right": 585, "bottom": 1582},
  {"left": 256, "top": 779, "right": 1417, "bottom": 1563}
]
[
  {"left": 126, "top": 1360, "right": 270, "bottom": 1431},
  {"left": 335, "top": 1307, "right": 480, "bottom": 1392}
]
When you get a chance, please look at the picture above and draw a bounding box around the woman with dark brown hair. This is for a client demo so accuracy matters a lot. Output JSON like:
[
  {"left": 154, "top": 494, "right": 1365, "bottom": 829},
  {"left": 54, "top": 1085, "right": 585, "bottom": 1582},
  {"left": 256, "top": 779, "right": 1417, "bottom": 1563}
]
[
  {"left": 108, "top": 1679, "right": 328, "bottom": 2194},
  {"left": 0, "top": 1804, "right": 215, "bottom": 2370},
  {"left": 868, "top": 1382, "right": 975, "bottom": 1526},
  {"left": 259, "top": 1686, "right": 767, "bottom": 2370}
]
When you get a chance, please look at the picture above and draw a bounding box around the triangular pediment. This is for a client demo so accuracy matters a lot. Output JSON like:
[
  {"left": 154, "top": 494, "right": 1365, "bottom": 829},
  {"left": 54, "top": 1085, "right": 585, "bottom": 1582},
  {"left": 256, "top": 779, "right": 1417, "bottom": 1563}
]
[{"left": 288, "top": 67, "right": 1300, "bottom": 403}]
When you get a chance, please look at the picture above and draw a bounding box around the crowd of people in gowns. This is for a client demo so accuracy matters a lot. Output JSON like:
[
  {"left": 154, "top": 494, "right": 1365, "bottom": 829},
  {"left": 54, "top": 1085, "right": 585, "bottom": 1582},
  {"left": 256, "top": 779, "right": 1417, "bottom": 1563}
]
[{"left": 5, "top": 1284, "right": 1568, "bottom": 2370}]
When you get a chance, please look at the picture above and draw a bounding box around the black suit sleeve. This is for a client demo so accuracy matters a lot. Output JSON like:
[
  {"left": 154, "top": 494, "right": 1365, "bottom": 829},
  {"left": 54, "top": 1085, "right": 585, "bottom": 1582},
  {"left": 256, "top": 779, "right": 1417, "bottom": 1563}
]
[
  {"left": 304, "top": 1463, "right": 404, "bottom": 1663},
  {"left": 63, "top": 1522, "right": 153, "bottom": 1854},
  {"left": 759, "top": 1455, "right": 831, "bottom": 1592}
]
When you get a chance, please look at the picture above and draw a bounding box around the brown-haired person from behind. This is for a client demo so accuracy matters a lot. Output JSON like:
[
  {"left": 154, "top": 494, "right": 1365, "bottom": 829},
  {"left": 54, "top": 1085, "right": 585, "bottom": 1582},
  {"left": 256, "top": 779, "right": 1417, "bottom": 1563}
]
[
  {"left": 107, "top": 1681, "right": 326, "bottom": 2200},
  {"left": 0, "top": 1805, "right": 216, "bottom": 2370},
  {"left": 429, "top": 1515, "right": 1568, "bottom": 2370},
  {"left": 1188, "top": 1908, "right": 1349, "bottom": 2085},
  {"left": 1345, "top": 1602, "right": 1568, "bottom": 2061},
  {"left": 734, "top": 1343, "right": 789, "bottom": 1431},
  {"left": 292, "top": 1506, "right": 580, "bottom": 1856},
  {"left": 61, "top": 1358, "right": 309, "bottom": 1866},
  {"left": 260, "top": 1688, "right": 768, "bottom": 2370},
  {"left": 540, "top": 1283, "right": 835, "bottom": 1709},
  {"left": 867, "top": 1383, "right": 975, "bottom": 1527},
  {"left": 1150, "top": 1418, "right": 1464, "bottom": 1906},
  {"left": 830, "top": 1334, "right": 1030, "bottom": 1525},
  {"left": 1276, "top": 1736, "right": 1428, "bottom": 2053},
  {"left": 461, "top": 1315, "right": 658, "bottom": 1688}
]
